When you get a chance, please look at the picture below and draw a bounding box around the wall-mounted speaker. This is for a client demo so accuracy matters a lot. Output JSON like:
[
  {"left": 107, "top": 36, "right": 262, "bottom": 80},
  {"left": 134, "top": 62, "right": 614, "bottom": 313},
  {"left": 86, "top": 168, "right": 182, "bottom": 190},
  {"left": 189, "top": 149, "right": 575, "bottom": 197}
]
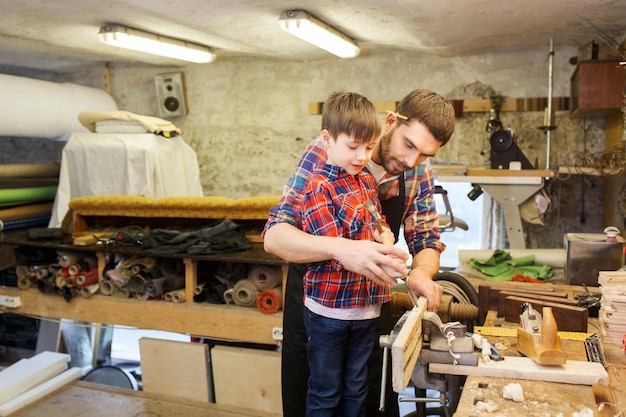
[{"left": 154, "top": 72, "right": 187, "bottom": 118}]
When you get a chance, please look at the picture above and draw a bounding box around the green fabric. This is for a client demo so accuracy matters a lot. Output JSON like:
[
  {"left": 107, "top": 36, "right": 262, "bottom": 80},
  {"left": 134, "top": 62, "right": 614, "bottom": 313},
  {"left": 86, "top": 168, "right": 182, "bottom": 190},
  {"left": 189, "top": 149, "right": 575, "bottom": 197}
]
[
  {"left": 0, "top": 185, "right": 57, "bottom": 207},
  {"left": 468, "top": 249, "right": 553, "bottom": 281}
]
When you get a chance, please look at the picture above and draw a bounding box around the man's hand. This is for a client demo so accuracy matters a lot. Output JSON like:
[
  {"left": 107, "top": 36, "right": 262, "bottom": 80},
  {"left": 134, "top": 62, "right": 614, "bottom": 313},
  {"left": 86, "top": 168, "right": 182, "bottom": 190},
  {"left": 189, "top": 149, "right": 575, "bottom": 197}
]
[
  {"left": 406, "top": 268, "right": 443, "bottom": 312},
  {"left": 333, "top": 239, "right": 408, "bottom": 286}
]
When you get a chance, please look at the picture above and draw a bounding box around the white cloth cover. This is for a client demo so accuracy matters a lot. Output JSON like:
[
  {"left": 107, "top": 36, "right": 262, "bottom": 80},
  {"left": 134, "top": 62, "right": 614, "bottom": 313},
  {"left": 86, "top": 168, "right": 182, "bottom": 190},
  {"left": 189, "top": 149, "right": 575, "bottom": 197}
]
[{"left": 49, "top": 132, "right": 203, "bottom": 227}]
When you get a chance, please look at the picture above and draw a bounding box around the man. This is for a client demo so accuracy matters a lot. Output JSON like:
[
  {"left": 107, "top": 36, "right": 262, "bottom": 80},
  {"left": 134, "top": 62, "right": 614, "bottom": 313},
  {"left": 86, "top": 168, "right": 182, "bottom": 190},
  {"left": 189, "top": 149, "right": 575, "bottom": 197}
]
[{"left": 263, "top": 89, "right": 456, "bottom": 417}]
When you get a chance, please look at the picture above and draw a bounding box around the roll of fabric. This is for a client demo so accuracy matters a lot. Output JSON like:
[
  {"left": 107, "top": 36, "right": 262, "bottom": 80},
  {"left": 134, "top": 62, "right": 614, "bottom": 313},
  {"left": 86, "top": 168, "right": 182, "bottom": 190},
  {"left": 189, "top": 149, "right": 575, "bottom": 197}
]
[
  {"left": 79, "top": 283, "right": 100, "bottom": 298},
  {"left": 158, "top": 258, "right": 184, "bottom": 278},
  {"left": 0, "top": 213, "right": 51, "bottom": 230},
  {"left": 205, "top": 282, "right": 228, "bottom": 304},
  {"left": 0, "top": 163, "right": 61, "bottom": 179},
  {"left": 122, "top": 256, "right": 156, "bottom": 270},
  {"left": 75, "top": 268, "right": 99, "bottom": 288},
  {"left": 164, "top": 289, "right": 186, "bottom": 303},
  {"left": 0, "top": 186, "right": 58, "bottom": 208},
  {"left": 17, "top": 276, "right": 32, "bottom": 290},
  {"left": 248, "top": 265, "right": 282, "bottom": 290},
  {"left": 232, "top": 279, "right": 261, "bottom": 307},
  {"left": 145, "top": 276, "right": 170, "bottom": 297},
  {"left": 99, "top": 279, "right": 115, "bottom": 296},
  {"left": 256, "top": 287, "right": 283, "bottom": 315},
  {"left": 223, "top": 288, "right": 234, "bottom": 304}
]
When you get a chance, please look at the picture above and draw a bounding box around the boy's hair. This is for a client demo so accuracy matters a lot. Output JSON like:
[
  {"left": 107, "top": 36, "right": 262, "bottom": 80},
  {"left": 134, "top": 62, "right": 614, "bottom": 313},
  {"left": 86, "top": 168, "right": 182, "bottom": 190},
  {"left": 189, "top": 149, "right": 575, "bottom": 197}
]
[
  {"left": 396, "top": 89, "right": 456, "bottom": 146},
  {"left": 322, "top": 92, "right": 381, "bottom": 144}
]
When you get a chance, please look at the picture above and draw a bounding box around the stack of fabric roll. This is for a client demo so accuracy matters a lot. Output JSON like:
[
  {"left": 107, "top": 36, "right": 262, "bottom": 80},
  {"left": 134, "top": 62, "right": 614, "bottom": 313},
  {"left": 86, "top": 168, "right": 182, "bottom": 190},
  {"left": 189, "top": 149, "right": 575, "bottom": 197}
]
[
  {"left": 221, "top": 264, "right": 283, "bottom": 314},
  {"left": 0, "top": 164, "right": 60, "bottom": 231},
  {"left": 100, "top": 255, "right": 185, "bottom": 301}
]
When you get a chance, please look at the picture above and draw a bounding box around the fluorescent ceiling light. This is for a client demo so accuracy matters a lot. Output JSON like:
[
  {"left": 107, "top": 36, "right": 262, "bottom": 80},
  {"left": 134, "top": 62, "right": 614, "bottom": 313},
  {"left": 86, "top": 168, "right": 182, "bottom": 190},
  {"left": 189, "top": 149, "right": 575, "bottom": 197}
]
[
  {"left": 279, "top": 10, "right": 360, "bottom": 59},
  {"left": 98, "top": 24, "right": 216, "bottom": 64}
]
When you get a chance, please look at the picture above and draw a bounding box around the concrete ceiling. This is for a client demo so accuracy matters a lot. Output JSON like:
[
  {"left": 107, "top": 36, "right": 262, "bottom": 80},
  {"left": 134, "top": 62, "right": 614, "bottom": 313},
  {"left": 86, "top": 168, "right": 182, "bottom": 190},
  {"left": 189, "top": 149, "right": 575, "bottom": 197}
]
[{"left": 1, "top": 0, "right": 625, "bottom": 73}]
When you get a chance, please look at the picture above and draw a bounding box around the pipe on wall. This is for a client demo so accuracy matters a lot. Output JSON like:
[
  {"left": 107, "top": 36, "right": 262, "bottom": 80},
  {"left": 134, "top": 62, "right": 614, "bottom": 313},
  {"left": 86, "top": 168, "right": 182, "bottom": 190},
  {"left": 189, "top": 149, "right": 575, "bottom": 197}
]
[{"left": 0, "top": 73, "right": 117, "bottom": 139}]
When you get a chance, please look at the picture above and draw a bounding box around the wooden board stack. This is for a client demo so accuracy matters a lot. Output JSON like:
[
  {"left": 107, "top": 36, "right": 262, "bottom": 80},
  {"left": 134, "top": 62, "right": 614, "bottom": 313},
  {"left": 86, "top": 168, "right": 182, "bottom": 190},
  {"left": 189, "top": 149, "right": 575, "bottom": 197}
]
[
  {"left": 598, "top": 270, "right": 626, "bottom": 345},
  {"left": 0, "top": 351, "right": 82, "bottom": 416}
]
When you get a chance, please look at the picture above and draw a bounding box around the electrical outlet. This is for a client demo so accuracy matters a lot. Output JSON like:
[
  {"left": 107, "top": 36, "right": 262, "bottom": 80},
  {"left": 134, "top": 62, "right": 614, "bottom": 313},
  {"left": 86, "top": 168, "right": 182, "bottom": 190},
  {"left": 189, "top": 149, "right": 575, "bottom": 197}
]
[
  {"left": 0, "top": 295, "right": 21, "bottom": 308},
  {"left": 272, "top": 327, "right": 283, "bottom": 341}
]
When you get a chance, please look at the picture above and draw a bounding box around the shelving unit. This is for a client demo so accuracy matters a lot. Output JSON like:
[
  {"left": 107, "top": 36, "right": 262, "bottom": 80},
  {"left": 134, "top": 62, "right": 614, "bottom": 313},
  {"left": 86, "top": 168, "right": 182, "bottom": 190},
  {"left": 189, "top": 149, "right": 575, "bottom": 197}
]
[{"left": 0, "top": 230, "right": 287, "bottom": 345}]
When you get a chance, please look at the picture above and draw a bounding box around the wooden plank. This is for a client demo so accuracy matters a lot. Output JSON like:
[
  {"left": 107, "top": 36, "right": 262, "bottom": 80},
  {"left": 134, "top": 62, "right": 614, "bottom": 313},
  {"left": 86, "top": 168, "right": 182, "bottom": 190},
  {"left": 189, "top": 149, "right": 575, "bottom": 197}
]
[
  {"left": 391, "top": 296, "right": 427, "bottom": 393},
  {"left": 211, "top": 346, "right": 281, "bottom": 414},
  {"left": 139, "top": 338, "right": 212, "bottom": 403},
  {"left": 1, "top": 287, "right": 282, "bottom": 345},
  {"left": 479, "top": 284, "right": 560, "bottom": 313},
  {"left": 430, "top": 356, "right": 608, "bottom": 385},
  {"left": 496, "top": 290, "right": 577, "bottom": 317},
  {"left": 309, "top": 97, "right": 569, "bottom": 115},
  {"left": 0, "top": 351, "right": 70, "bottom": 404},
  {"left": 504, "top": 296, "right": 588, "bottom": 332},
  {"left": 466, "top": 168, "right": 555, "bottom": 177},
  {"left": 0, "top": 367, "right": 82, "bottom": 417},
  {"left": 7, "top": 381, "right": 281, "bottom": 417}
]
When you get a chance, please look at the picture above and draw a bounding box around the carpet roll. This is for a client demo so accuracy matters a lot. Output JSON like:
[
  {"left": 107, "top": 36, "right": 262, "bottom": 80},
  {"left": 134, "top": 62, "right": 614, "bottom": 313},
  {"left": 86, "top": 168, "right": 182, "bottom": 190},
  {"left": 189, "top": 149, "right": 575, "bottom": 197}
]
[
  {"left": 248, "top": 265, "right": 282, "bottom": 290},
  {"left": 256, "top": 287, "right": 283, "bottom": 315},
  {"left": 232, "top": 279, "right": 259, "bottom": 307}
]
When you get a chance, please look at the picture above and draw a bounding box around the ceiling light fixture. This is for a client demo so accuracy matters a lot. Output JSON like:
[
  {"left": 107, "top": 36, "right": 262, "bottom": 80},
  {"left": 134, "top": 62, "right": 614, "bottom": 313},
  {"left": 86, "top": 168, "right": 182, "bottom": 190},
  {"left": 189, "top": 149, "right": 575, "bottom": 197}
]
[
  {"left": 98, "top": 24, "right": 216, "bottom": 64},
  {"left": 279, "top": 10, "right": 360, "bottom": 58}
]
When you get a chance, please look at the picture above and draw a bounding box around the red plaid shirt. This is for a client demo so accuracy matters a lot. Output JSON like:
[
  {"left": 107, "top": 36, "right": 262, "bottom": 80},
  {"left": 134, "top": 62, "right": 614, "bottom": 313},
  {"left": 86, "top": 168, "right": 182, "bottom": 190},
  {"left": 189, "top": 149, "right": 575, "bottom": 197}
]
[
  {"left": 263, "top": 136, "right": 444, "bottom": 256},
  {"left": 302, "top": 163, "right": 390, "bottom": 308}
]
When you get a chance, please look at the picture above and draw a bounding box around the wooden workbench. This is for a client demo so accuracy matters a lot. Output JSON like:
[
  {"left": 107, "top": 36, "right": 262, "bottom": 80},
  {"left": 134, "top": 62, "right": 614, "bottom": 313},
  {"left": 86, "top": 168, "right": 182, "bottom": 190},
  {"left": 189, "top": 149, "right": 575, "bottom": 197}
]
[
  {"left": 9, "top": 380, "right": 281, "bottom": 417},
  {"left": 453, "top": 310, "right": 626, "bottom": 417}
]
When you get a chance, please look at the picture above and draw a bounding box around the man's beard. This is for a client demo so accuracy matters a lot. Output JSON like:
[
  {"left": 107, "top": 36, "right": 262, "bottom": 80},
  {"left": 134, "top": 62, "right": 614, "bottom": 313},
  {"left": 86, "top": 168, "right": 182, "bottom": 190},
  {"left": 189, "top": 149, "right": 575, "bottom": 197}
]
[{"left": 378, "top": 129, "right": 408, "bottom": 175}]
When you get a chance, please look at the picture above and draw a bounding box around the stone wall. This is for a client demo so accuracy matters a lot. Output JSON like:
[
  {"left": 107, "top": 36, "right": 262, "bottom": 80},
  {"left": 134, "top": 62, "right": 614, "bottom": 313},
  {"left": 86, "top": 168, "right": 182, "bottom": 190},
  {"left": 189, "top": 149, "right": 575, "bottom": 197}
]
[{"left": 1, "top": 45, "right": 618, "bottom": 248}]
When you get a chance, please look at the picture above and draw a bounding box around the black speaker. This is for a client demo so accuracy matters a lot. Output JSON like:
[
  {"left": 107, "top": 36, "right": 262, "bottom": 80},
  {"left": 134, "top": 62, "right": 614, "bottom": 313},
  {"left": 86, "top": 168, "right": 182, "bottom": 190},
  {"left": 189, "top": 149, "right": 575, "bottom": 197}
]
[
  {"left": 155, "top": 72, "right": 187, "bottom": 118},
  {"left": 489, "top": 128, "right": 533, "bottom": 169}
]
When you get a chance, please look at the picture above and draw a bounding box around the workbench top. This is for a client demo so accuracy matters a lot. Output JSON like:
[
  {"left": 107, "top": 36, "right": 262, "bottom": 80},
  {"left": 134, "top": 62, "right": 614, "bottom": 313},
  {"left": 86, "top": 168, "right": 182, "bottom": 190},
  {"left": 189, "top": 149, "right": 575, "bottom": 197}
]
[
  {"left": 454, "top": 310, "right": 626, "bottom": 417},
  {"left": 10, "top": 380, "right": 281, "bottom": 417}
]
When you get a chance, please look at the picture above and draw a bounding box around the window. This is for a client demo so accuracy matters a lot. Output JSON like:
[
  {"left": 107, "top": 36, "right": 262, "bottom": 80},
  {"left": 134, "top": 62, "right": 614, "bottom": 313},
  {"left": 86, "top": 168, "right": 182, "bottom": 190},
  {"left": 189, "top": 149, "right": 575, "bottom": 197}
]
[{"left": 395, "top": 181, "right": 487, "bottom": 269}]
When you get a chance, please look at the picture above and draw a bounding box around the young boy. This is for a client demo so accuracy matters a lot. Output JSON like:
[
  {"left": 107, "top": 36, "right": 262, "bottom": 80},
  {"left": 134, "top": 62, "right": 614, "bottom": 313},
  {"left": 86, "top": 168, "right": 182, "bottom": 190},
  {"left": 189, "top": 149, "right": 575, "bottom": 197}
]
[{"left": 301, "top": 91, "right": 394, "bottom": 417}]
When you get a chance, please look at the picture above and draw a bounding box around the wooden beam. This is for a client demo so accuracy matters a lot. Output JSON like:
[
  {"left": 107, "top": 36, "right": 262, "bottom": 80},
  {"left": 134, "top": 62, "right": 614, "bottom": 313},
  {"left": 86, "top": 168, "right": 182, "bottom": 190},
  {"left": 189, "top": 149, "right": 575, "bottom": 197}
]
[
  {"left": 308, "top": 97, "right": 570, "bottom": 116},
  {"left": 430, "top": 356, "right": 608, "bottom": 386}
]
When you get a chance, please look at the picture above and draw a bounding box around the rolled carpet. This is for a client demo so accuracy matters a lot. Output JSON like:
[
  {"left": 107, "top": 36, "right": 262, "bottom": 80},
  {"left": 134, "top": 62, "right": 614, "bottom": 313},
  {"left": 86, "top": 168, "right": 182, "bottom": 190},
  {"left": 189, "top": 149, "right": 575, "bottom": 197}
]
[
  {"left": 232, "top": 279, "right": 259, "bottom": 307},
  {"left": 248, "top": 265, "right": 282, "bottom": 290},
  {"left": 256, "top": 287, "right": 282, "bottom": 315}
]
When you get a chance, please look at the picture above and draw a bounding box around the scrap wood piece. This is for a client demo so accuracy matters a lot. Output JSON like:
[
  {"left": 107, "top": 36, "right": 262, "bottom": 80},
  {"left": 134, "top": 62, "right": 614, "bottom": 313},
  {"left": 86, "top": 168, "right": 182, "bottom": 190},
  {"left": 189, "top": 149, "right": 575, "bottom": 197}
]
[
  {"left": 0, "top": 351, "right": 70, "bottom": 404},
  {"left": 391, "top": 296, "right": 427, "bottom": 393},
  {"left": 430, "top": 356, "right": 608, "bottom": 386},
  {"left": 504, "top": 296, "right": 588, "bottom": 332},
  {"left": 478, "top": 283, "right": 561, "bottom": 312},
  {"left": 0, "top": 367, "right": 82, "bottom": 417},
  {"left": 496, "top": 290, "right": 578, "bottom": 317},
  {"left": 139, "top": 338, "right": 211, "bottom": 403}
]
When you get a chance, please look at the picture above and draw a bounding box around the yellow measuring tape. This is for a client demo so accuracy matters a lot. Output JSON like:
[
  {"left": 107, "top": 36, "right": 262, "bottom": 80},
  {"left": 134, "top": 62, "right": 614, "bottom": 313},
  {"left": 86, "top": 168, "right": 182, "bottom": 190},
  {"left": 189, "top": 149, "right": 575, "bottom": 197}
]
[{"left": 474, "top": 326, "right": 593, "bottom": 341}]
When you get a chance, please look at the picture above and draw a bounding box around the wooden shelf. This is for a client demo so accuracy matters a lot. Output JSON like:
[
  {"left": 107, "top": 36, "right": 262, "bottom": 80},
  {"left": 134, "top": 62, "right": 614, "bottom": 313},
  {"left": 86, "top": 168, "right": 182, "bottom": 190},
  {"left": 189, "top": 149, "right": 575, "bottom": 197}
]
[
  {"left": 0, "top": 231, "right": 288, "bottom": 345},
  {"left": 0, "top": 286, "right": 282, "bottom": 345}
]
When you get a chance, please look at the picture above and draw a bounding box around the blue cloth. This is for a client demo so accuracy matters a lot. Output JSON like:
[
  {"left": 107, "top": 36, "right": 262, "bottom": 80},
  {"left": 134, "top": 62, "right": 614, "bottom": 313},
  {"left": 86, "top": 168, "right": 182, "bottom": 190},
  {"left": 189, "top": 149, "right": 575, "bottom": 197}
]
[{"left": 304, "top": 307, "right": 375, "bottom": 417}]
